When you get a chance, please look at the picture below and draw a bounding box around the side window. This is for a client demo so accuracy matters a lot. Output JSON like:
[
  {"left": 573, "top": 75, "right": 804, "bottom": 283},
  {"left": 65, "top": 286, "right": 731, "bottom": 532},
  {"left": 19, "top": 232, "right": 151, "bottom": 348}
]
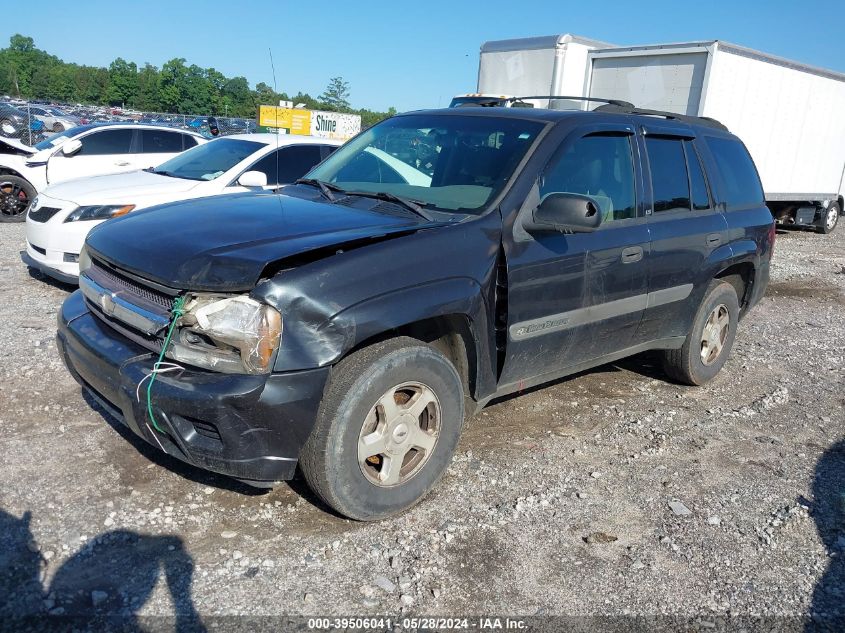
[
  {"left": 246, "top": 151, "right": 279, "bottom": 186},
  {"left": 277, "top": 145, "right": 325, "bottom": 184},
  {"left": 704, "top": 137, "right": 765, "bottom": 208},
  {"left": 182, "top": 134, "right": 198, "bottom": 150},
  {"left": 77, "top": 129, "right": 134, "bottom": 156},
  {"left": 540, "top": 133, "right": 637, "bottom": 222},
  {"left": 140, "top": 130, "right": 185, "bottom": 154},
  {"left": 685, "top": 141, "right": 711, "bottom": 210},
  {"left": 645, "top": 137, "right": 690, "bottom": 213}
]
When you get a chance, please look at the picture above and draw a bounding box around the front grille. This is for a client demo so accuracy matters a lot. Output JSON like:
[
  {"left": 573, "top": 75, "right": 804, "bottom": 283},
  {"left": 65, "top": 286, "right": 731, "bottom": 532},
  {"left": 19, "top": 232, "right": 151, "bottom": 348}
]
[
  {"left": 28, "top": 206, "right": 62, "bottom": 222},
  {"left": 83, "top": 258, "right": 181, "bottom": 352},
  {"left": 30, "top": 243, "right": 46, "bottom": 256},
  {"left": 91, "top": 260, "right": 175, "bottom": 311}
]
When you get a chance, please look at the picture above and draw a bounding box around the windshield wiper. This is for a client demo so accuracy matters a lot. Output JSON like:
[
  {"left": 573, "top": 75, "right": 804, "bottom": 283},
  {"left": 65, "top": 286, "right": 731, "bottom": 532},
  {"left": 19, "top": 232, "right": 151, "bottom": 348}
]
[
  {"left": 344, "top": 190, "right": 434, "bottom": 221},
  {"left": 295, "top": 178, "right": 345, "bottom": 202}
]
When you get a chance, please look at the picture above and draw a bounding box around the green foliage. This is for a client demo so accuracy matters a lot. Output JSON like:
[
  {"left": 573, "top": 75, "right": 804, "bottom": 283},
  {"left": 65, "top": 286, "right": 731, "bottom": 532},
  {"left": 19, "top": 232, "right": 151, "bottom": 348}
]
[
  {"left": 0, "top": 34, "right": 395, "bottom": 127},
  {"left": 319, "top": 76, "right": 351, "bottom": 111}
]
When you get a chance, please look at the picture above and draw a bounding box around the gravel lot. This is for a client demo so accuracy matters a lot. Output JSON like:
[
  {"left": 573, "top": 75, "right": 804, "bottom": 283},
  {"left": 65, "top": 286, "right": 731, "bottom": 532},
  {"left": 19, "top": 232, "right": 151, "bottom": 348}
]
[{"left": 0, "top": 221, "right": 843, "bottom": 628}]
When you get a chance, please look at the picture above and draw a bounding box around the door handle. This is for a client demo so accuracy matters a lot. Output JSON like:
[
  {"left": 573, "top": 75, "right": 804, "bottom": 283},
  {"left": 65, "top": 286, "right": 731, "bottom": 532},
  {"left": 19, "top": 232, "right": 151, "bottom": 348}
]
[
  {"left": 114, "top": 161, "right": 130, "bottom": 166},
  {"left": 706, "top": 233, "right": 722, "bottom": 247},
  {"left": 621, "top": 246, "right": 644, "bottom": 264}
]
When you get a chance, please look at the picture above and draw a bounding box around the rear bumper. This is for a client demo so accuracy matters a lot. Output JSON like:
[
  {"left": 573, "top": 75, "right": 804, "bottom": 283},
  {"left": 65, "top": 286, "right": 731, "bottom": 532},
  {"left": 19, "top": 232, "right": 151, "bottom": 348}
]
[{"left": 57, "top": 290, "right": 329, "bottom": 484}]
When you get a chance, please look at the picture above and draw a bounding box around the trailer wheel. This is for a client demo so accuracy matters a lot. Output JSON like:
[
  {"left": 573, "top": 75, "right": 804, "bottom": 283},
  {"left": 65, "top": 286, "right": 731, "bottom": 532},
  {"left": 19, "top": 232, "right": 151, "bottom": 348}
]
[{"left": 817, "top": 203, "right": 839, "bottom": 234}]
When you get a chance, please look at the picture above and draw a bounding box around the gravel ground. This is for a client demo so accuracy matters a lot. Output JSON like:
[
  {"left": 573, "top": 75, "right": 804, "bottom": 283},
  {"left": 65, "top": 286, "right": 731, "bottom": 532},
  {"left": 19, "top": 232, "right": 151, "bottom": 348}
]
[{"left": 0, "top": 222, "right": 843, "bottom": 628}]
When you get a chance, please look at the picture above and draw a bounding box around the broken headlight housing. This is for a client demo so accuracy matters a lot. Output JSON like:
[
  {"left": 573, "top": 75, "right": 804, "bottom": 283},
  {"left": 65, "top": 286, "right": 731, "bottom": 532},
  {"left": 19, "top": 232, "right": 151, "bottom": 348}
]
[{"left": 168, "top": 294, "right": 282, "bottom": 375}]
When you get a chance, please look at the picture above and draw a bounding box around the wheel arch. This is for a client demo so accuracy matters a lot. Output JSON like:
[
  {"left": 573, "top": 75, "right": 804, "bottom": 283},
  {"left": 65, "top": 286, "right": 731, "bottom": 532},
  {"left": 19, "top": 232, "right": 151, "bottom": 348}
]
[{"left": 715, "top": 261, "right": 755, "bottom": 316}]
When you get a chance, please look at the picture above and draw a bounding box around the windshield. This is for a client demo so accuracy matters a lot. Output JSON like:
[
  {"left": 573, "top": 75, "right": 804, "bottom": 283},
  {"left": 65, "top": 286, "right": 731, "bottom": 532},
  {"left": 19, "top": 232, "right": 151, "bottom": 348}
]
[
  {"left": 33, "top": 126, "right": 89, "bottom": 150},
  {"left": 152, "top": 138, "right": 264, "bottom": 180},
  {"left": 306, "top": 114, "right": 544, "bottom": 214}
]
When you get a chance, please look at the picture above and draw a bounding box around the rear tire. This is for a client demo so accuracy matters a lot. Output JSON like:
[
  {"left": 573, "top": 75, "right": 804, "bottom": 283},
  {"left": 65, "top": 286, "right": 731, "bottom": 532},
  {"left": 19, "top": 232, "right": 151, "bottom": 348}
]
[
  {"left": 661, "top": 281, "right": 739, "bottom": 386},
  {"left": 817, "top": 203, "right": 839, "bottom": 234},
  {"left": 300, "top": 337, "right": 464, "bottom": 521},
  {"left": 0, "top": 175, "right": 36, "bottom": 223}
]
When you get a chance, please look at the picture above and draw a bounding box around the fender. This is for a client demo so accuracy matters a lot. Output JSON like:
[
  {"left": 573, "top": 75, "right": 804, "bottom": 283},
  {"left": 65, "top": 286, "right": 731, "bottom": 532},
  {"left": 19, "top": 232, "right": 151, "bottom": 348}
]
[{"left": 269, "top": 277, "right": 496, "bottom": 398}]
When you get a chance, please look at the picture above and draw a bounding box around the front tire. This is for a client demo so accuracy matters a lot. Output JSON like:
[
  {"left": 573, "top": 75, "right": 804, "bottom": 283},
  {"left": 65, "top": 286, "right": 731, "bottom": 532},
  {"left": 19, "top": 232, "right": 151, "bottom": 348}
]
[
  {"left": 52, "top": 122, "right": 64, "bottom": 133},
  {"left": 300, "top": 337, "right": 465, "bottom": 520},
  {"left": 0, "top": 175, "right": 36, "bottom": 223},
  {"left": 817, "top": 203, "right": 840, "bottom": 234},
  {"left": 661, "top": 281, "right": 739, "bottom": 386}
]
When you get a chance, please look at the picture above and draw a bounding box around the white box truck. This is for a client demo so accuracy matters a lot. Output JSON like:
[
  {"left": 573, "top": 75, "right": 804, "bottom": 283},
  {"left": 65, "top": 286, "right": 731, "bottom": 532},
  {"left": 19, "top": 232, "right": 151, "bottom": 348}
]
[
  {"left": 585, "top": 41, "right": 845, "bottom": 233},
  {"left": 451, "top": 34, "right": 613, "bottom": 109},
  {"left": 463, "top": 37, "right": 845, "bottom": 233}
]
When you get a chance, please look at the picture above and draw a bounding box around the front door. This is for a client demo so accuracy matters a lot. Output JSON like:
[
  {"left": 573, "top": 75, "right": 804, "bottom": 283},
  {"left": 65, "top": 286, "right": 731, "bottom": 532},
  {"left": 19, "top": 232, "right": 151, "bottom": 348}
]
[
  {"left": 500, "top": 124, "right": 650, "bottom": 388},
  {"left": 47, "top": 128, "right": 137, "bottom": 185}
]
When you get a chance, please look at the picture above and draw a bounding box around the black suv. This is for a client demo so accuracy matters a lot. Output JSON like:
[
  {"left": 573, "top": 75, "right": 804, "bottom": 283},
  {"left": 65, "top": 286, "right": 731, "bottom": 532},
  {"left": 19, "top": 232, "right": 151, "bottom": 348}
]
[{"left": 57, "top": 104, "right": 774, "bottom": 520}]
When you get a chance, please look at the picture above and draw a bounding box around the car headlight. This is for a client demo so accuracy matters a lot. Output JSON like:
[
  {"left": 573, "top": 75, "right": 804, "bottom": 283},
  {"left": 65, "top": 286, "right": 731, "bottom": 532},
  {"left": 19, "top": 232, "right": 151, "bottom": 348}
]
[
  {"left": 64, "top": 204, "right": 135, "bottom": 222},
  {"left": 78, "top": 245, "right": 92, "bottom": 274},
  {"left": 168, "top": 294, "right": 282, "bottom": 375}
]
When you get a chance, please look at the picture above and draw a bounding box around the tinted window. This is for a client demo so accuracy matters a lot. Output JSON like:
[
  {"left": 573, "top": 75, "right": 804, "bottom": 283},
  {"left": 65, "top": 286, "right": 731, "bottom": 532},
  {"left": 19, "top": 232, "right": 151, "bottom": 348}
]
[
  {"left": 704, "top": 137, "right": 764, "bottom": 208},
  {"left": 140, "top": 130, "right": 184, "bottom": 154},
  {"left": 685, "top": 141, "right": 711, "bottom": 210},
  {"left": 540, "top": 133, "right": 636, "bottom": 222},
  {"left": 646, "top": 137, "right": 690, "bottom": 213},
  {"left": 277, "top": 145, "right": 324, "bottom": 183},
  {"left": 78, "top": 129, "right": 134, "bottom": 156},
  {"left": 182, "top": 135, "right": 198, "bottom": 150}
]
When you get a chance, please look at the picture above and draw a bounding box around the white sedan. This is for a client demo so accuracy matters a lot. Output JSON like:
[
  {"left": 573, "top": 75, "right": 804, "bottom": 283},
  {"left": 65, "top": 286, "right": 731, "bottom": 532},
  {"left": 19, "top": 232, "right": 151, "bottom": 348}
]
[
  {"left": 1, "top": 123, "right": 206, "bottom": 221},
  {"left": 22, "top": 133, "right": 341, "bottom": 283}
]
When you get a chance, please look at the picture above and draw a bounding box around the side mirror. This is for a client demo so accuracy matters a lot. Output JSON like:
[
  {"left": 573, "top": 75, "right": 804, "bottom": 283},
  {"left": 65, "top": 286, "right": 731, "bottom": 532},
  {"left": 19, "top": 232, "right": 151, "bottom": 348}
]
[
  {"left": 238, "top": 170, "right": 267, "bottom": 188},
  {"left": 61, "top": 139, "right": 82, "bottom": 156},
  {"left": 523, "top": 192, "right": 602, "bottom": 233}
]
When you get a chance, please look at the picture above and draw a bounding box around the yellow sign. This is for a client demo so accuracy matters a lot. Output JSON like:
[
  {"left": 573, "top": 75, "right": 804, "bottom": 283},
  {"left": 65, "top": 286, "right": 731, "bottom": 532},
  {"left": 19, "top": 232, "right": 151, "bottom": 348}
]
[{"left": 258, "top": 105, "right": 312, "bottom": 135}]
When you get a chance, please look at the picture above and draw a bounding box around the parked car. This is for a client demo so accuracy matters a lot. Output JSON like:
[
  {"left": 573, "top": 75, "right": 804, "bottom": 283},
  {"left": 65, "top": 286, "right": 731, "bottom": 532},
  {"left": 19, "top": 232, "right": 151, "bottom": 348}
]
[
  {"left": 57, "top": 103, "right": 774, "bottom": 520},
  {"left": 22, "top": 134, "right": 341, "bottom": 283},
  {"left": 0, "top": 103, "right": 45, "bottom": 141},
  {"left": 0, "top": 123, "right": 206, "bottom": 222},
  {"left": 26, "top": 105, "right": 82, "bottom": 133}
]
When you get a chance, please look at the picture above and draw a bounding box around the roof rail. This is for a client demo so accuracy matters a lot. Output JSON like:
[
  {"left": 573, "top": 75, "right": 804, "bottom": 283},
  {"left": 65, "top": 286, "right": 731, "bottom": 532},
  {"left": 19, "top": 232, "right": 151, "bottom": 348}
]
[
  {"left": 594, "top": 103, "right": 729, "bottom": 131},
  {"left": 508, "top": 95, "right": 636, "bottom": 108}
]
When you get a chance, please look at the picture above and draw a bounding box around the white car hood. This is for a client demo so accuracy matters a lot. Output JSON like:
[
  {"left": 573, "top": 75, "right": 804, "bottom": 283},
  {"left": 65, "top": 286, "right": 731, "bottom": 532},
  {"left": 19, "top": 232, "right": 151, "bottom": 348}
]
[
  {"left": 44, "top": 170, "right": 204, "bottom": 204},
  {"left": 0, "top": 136, "right": 36, "bottom": 155}
]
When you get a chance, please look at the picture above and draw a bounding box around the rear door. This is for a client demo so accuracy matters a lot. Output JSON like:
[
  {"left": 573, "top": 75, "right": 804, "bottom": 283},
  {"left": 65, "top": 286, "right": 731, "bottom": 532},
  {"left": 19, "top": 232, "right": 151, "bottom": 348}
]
[
  {"left": 501, "top": 122, "right": 650, "bottom": 386},
  {"left": 634, "top": 124, "right": 729, "bottom": 343},
  {"left": 137, "top": 129, "right": 192, "bottom": 169},
  {"left": 46, "top": 128, "right": 136, "bottom": 184}
]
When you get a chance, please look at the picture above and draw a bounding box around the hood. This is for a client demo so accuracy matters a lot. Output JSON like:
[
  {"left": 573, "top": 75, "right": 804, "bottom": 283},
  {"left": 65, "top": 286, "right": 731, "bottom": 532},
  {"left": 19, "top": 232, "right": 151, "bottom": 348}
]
[
  {"left": 0, "top": 136, "right": 36, "bottom": 155},
  {"left": 86, "top": 192, "right": 439, "bottom": 292},
  {"left": 43, "top": 170, "right": 201, "bottom": 204}
]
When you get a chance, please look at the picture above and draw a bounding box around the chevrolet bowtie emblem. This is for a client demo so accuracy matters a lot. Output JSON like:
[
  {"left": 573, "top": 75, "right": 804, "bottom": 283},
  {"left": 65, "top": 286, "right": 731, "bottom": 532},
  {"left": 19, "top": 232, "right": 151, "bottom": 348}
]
[{"left": 99, "top": 291, "right": 117, "bottom": 316}]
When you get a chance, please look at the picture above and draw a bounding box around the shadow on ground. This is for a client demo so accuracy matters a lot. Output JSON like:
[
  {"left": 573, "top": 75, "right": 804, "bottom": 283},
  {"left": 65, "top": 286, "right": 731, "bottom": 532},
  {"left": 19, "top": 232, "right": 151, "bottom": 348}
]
[
  {"left": 808, "top": 439, "right": 845, "bottom": 631},
  {"left": 0, "top": 507, "right": 205, "bottom": 631}
]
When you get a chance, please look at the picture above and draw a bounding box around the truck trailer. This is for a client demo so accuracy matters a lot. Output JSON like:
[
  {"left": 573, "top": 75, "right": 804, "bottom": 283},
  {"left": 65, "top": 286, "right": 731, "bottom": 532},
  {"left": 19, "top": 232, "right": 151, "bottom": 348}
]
[{"left": 467, "top": 36, "right": 845, "bottom": 233}]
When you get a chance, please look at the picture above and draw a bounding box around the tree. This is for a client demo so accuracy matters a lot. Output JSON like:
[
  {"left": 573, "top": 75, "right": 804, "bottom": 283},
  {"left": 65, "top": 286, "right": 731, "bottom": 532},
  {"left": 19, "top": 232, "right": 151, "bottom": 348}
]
[
  {"left": 105, "top": 58, "right": 138, "bottom": 107},
  {"left": 319, "top": 76, "right": 350, "bottom": 111}
]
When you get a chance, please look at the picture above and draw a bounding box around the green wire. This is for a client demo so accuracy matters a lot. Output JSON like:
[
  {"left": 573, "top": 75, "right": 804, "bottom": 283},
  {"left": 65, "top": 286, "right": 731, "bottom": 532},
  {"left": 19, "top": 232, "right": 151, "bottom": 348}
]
[{"left": 146, "top": 295, "right": 187, "bottom": 434}]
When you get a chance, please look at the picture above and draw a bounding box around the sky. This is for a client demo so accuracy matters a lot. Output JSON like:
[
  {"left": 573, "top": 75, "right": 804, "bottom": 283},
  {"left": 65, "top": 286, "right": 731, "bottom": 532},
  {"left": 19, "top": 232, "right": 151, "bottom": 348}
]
[{"left": 3, "top": 0, "right": 844, "bottom": 113}]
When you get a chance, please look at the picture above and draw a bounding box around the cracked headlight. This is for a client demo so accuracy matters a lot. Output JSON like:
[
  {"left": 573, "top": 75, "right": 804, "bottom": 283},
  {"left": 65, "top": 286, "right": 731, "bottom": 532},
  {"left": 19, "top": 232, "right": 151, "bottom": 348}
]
[
  {"left": 64, "top": 204, "right": 135, "bottom": 222},
  {"left": 168, "top": 294, "right": 282, "bottom": 375}
]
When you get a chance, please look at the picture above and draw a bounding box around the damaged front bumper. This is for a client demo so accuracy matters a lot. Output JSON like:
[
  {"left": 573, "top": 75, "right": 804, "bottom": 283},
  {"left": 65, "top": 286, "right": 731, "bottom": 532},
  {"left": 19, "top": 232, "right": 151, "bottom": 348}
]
[{"left": 57, "top": 290, "right": 329, "bottom": 485}]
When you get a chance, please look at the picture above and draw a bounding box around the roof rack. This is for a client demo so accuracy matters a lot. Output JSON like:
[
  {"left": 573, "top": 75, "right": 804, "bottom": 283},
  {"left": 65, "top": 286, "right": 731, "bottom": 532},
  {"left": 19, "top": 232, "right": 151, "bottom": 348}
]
[
  {"left": 508, "top": 95, "right": 636, "bottom": 108},
  {"left": 594, "top": 103, "right": 729, "bottom": 132}
]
